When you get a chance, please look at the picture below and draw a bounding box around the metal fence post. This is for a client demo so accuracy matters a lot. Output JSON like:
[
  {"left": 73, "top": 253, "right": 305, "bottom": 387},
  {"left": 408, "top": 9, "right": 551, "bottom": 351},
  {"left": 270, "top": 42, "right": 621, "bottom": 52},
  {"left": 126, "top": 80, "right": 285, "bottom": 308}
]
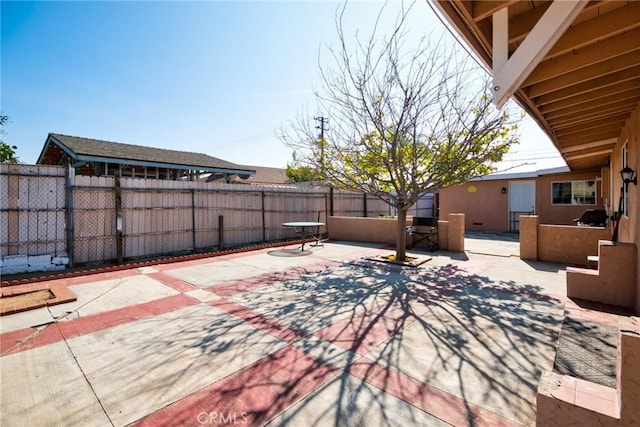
[
  {"left": 115, "top": 176, "right": 123, "bottom": 264},
  {"left": 191, "top": 189, "right": 196, "bottom": 250},
  {"left": 65, "top": 165, "right": 75, "bottom": 268},
  {"left": 261, "top": 190, "right": 266, "bottom": 242}
]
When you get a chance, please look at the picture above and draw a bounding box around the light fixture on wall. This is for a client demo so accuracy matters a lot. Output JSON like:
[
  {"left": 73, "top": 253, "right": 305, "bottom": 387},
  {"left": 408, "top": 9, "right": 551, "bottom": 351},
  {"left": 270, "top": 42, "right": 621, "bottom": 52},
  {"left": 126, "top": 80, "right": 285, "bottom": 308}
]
[
  {"left": 620, "top": 166, "right": 637, "bottom": 189},
  {"left": 501, "top": 187, "right": 507, "bottom": 194}
]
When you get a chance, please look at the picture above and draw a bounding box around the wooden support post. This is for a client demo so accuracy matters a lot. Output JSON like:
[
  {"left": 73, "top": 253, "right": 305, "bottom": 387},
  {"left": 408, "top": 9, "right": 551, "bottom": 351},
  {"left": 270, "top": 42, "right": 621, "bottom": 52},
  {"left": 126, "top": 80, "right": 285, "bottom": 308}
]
[
  {"left": 218, "top": 215, "right": 224, "bottom": 251},
  {"left": 363, "top": 192, "right": 368, "bottom": 217},
  {"left": 329, "top": 186, "right": 334, "bottom": 217}
]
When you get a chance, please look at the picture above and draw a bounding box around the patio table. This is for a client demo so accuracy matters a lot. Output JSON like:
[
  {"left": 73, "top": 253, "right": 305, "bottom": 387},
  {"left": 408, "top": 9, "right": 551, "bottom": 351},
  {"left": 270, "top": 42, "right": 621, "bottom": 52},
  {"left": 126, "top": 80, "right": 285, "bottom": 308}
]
[{"left": 283, "top": 222, "right": 324, "bottom": 251}]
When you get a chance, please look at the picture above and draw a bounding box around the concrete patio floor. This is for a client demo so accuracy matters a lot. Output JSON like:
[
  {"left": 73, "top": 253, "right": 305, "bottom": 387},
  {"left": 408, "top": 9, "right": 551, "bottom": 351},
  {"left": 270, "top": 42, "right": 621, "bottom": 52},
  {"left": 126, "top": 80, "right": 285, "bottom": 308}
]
[{"left": 0, "top": 239, "right": 582, "bottom": 426}]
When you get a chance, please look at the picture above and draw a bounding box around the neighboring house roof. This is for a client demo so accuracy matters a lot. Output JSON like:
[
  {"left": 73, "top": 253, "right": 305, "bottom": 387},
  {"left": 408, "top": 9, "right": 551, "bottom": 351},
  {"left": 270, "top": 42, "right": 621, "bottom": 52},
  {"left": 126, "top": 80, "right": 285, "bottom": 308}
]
[
  {"left": 433, "top": 1, "right": 639, "bottom": 172},
  {"left": 205, "top": 165, "right": 289, "bottom": 185},
  {"left": 37, "top": 133, "right": 255, "bottom": 177},
  {"left": 473, "top": 166, "right": 571, "bottom": 182},
  {"left": 239, "top": 166, "right": 288, "bottom": 185}
]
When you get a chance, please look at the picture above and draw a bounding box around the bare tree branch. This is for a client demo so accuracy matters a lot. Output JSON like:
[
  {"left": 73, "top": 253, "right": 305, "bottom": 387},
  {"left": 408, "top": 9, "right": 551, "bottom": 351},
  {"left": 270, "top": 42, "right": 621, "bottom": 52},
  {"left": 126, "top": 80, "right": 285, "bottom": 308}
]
[{"left": 279, "top": 2, "right": 520, "bottom": 260}]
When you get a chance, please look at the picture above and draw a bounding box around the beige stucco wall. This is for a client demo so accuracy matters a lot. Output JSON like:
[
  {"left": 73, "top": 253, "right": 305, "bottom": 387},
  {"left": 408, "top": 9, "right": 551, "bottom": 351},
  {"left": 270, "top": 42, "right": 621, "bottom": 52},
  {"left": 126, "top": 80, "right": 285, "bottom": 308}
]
[
  {"left": 612, "top": 104, "right": 639, "bottom": 311},
  {"left": 439, "top": 171, "right": 604, "bottom": 233},
  {"left": 327, "top": 216, "right": 400, "bottom": 245},
  {"left": 439, "top": 181, "right": 509, "bottom": 232},
  {"left": 327, "top": 214, "right": 464, "bottom": 252},
  {"left": 567, "top": 241, "right": 637, "bottom": 308},
  {"left": 537, "top": 225, "right": 611, "bottom": 266},
  {"left": 535, "top": 170, "right": 604, "bottom": 225}
]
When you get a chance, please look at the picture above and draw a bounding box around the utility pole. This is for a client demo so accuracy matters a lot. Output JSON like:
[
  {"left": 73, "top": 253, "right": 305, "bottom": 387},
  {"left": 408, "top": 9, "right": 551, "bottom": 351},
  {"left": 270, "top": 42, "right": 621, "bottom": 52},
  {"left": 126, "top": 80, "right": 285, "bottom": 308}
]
[{"left": 314, "top": 116, "right": 328, "bottom": 174}]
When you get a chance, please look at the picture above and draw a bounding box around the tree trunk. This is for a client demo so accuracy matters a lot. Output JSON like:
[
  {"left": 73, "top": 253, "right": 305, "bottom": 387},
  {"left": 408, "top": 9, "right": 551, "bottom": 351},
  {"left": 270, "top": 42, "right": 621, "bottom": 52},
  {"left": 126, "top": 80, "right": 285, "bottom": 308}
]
[{"left": 395, "top": 207, "right": 408, "bottom": 262}]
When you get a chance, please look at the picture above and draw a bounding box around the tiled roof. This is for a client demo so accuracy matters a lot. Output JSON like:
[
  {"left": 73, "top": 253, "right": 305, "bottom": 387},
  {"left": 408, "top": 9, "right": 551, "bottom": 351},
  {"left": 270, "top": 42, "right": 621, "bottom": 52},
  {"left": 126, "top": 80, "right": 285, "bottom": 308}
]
[{"left": 47, "top": 133, "right": 252, "bottom": 172}]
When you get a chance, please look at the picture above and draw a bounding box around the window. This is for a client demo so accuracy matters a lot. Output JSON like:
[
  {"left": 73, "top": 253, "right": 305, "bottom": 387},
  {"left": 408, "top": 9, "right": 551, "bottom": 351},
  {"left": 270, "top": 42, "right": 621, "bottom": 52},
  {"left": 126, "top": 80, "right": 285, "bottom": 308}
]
[{"left": 552, "top": 180, "right": 596, "bottom": 205}]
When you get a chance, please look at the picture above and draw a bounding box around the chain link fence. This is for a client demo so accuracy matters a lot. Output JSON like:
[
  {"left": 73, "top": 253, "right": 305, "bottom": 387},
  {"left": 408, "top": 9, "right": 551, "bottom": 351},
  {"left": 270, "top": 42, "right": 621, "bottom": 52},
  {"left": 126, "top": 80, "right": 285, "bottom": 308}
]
[{"left": 1, "top": 164, "right": 389, "bottom": 274}]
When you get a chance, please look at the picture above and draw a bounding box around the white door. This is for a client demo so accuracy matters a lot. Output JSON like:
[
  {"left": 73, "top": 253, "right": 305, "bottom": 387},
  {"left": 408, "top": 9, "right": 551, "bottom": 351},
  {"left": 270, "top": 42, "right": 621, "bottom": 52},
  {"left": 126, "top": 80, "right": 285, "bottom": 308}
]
[{"left": 509, "top": 180, "right": 535, "bottom": 231}]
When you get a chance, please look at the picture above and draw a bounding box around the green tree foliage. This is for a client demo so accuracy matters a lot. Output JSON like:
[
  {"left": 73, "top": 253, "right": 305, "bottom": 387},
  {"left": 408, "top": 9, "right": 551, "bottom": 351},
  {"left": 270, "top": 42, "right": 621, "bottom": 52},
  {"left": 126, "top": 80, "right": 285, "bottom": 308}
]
[
  {"left": 281, "top": 3, "right": 520, "bottom": 261},
  {"left": 286, "top": 163, "right": 325, "bottom": 183},
  {"left": 285, "top": 146, "right": 327, "bottom": 183},
  {"left": 0, "top": 115, "right": 19, "bottom": 163}
]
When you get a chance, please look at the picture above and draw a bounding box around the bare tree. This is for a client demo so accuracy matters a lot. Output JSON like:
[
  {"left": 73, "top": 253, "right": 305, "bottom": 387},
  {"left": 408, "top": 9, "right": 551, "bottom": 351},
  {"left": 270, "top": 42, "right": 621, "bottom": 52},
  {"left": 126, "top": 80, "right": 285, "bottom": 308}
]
[{"left": 281, "top": 2, "right": 520, "bottom": 261}]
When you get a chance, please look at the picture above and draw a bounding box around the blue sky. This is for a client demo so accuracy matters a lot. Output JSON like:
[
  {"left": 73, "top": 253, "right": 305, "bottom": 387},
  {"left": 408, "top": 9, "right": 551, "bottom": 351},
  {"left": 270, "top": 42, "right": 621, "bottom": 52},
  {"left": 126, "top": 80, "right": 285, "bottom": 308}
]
[{"left": 1, "top": 0, "right": 565, "bottom": 171}]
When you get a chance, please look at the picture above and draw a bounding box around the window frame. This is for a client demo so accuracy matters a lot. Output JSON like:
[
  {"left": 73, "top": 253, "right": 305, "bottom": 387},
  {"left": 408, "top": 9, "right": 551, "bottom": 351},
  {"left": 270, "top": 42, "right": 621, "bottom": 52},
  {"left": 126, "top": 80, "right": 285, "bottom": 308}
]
[{"left": 551, "top": 180, "right": 597, "bottom": 206}]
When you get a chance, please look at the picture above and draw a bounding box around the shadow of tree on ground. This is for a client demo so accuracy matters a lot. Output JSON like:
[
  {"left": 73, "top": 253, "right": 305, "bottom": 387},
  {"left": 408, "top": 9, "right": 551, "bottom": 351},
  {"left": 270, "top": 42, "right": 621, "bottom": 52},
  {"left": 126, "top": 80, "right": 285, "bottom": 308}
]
[{"left": 75, "top": 259, "right": 565, "bottom": 426}]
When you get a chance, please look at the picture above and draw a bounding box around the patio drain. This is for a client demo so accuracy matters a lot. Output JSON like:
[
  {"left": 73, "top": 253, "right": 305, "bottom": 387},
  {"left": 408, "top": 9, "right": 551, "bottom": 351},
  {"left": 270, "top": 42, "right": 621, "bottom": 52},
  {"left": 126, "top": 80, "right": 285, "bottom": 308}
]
[{"left": 553, "top": 317, "right": 617, "bottom": 388}]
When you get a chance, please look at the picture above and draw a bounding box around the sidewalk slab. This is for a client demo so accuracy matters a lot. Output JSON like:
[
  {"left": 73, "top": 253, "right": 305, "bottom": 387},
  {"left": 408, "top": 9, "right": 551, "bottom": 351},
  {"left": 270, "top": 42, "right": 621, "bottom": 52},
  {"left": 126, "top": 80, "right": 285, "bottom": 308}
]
[
  {"left": 48, "top": 274, "right": 179, "bottom": 320},
  {"left": 0, "top": 240, "right": 579, "bottom": 426},
  {"left": 66, "top": 303, "right": 286, "bottom": 426},
  {"left": 268, "top": 372, "right": 450, "bottom": 427},
  {"left": 0, "top": 340, "right": 110, "bottom": 427}
]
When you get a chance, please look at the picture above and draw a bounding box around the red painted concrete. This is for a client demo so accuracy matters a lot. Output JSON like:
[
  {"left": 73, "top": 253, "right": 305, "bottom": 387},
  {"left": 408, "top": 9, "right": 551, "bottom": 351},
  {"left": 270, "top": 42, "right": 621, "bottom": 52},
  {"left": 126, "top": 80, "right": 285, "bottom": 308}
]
[
  {"left": 130, "top": 345, "right": 339, "bottom": 427},
  {"left": 210, "top": 299, "right": 306, "bottom": 344},
  {"left": 1, "top": 294, "right": 199, "bottom": 355},
  {"left": 348, "top": 357, "right": 520, "bottom": 427},
  {"left": 145, "top": 272, "right": 199, "bottom": 293}
]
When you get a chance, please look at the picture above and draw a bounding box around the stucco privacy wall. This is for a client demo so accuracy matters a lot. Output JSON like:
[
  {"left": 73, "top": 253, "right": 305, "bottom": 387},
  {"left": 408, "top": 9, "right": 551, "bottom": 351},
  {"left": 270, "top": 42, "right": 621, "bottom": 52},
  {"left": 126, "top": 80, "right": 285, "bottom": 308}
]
[
  {"left": 327, "top": 216, "right": 399, "bottom": 245},
  {"left": 519, "top": 216, "right": 611, "bottom": 265},
  {"left": 538, "top": 225, "right": 611, "bottom": 266},
  {"left": 327, "top": 214, "right": 464, "bottom": 251},
  {"left": 439, "top": 170, "right": 604, "bottom": 233},
  {"left": 567, "top": 241, "right": 637, "bottom": 308}
]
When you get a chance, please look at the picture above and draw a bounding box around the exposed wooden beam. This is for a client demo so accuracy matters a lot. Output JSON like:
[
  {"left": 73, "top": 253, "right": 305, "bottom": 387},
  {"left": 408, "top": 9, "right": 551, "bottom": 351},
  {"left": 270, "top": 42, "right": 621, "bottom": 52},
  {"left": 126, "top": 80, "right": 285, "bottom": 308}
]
[
  {"left": 472, "top": 0, "right": 516, "bottom": 22},
  {"left": 546, "top": 97, "right": 640, "bottom": 122},
  {"left": 543, "top": 1, "right": 640, "bottom": 60},
  {"left": 527, "top": 50, "right": 640, "bottom": 98},
  {"left": 533, "top": 66, "right": 640, "bottom": 106},
  {"left": 508, "top": 4, "right": 550, "bottom": 44},
  {"left": 555, "top": 116, "right": 629, "bottom": 137},
  {"left": 561, "top": 138, "right": 618, "bottom": 154},
  {"left": 523, "top": 29, "right": 640, "bottom": 87},
  {"left": 559, "top": 129, "right": 621, "bottom": 147},
  {"left": 508, "top": 1, "right": 606, "bottom": 44},
  {"left": 492, "top": 0, "right": 587, "bottom": 108},
  {"left": 543, "top": 94, "right": 640, "bottom": 121},
  {"left": 565, "top": 149, "right": 613, "bottom": 162},
  {"left": 548, "top": 100, "right": 637, "bottom": 129},
  {"left": 540, "top": 80, "right": 640, "bottom": 114}
]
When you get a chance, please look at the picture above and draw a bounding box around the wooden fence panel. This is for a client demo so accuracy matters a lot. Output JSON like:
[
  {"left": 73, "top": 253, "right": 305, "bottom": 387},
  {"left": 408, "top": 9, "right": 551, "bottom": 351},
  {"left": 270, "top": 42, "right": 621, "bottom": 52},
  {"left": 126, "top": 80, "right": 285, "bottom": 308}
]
[
  {"left": 2, "top": 167, "right": 401, "bottom": 269},
  {"left": 0, "top": 164, "right": 66, "bottom": 258}
]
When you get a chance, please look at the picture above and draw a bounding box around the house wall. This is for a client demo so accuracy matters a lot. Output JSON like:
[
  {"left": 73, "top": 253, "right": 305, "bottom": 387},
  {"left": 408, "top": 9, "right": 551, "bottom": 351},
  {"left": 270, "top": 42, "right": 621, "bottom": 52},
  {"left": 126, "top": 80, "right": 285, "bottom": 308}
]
[
  {"left": 439, "top": 171, "right": 604, "bottom": 232},
  {"left": 439, "top": 181, "right": 509, "bottom": 232},
  {"left": 611, "top": 104, "right": 639, "bottom": 311},
  {"left": 535, "top": 170, "right": 604, "bottom": 225}
]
